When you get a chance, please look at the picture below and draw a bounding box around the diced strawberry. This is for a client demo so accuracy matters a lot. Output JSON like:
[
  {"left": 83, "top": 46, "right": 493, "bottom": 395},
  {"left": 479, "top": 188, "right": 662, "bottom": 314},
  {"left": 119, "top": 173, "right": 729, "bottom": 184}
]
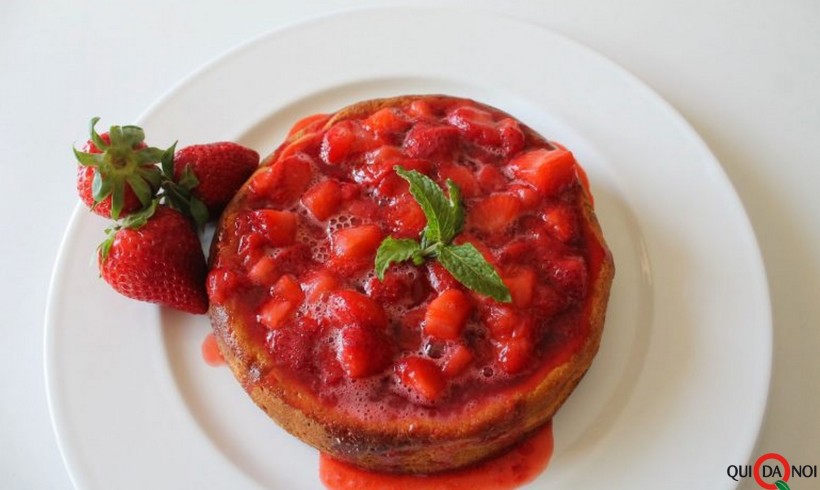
[
  {"left": 363, "top": 108, "right": 411, "bottom": 136},
  {"left": 383, "top": 194, "right": 426, "bottom": 239},
  {"left": 446, "top": 106, "right": 501, "bottom": 146},
  {"left": 330, "top": 224, "right": 383, "bottom": 266},
  {"left": 303, "top": 270, "right": 339, "bottom": 302},
  {"left": 206, "top": 267, "right": 245, "bottom": 305},
  {"left": 442, "top": 343, "right": 473, "bottom": 378},
  {"left": 502, "top": 267, "right": 537, "bottom": 308},
  {"left": 344, "top": 199, "right": 379, "bottom": 222},
  {"left": 286, "top": 113, "right": 331, "bottom": 137},
  {"left": 338, "top": 325, "right": 392, "bottom": 378},
  {"left": 396, "top": 356, "right": 446, "bottom": 401},
  {"left": 321, "top": 122, "right": 356, "bottom": 164},
  {"left": 396, "top": 158, "right": 433, "bottom": 175},
  {"left": 439, "top": 164, "right": 480, "bottom": 198},
  {"left": 549, "top": 256, "right": 588, "bottom": 299},
  {"left": 510, "top": 148, "right": 578, "bottom": 196},
  {"left": 476, "top": 165, "right": 507, "bottom": 193},
  {"left": 396, "top": 306, "right": 425, "bottom": 351},
  {"left": 276, "top": 132, "right": 324, "bottom": 162},
  {"left": 365, "top": 266, "right": 426, "bottom": 306},
  {"left": 258, "top": 275, "right": 305, "bottom": 330},
  {"left": 302, "top": 179, "right": 342, "bottom": 221},
  {"left": 317, "top": 344, "right": 345, "bottom": 386},
  {"left": 494, "top": 335, "right": 534, "bottom": 375},
  {"left": 248, "top": 153, "right": 313, "bottom": 205},
  {"left": 248, "top": 209, "right": 298, "bottom": 246},
  {"left": 426, "top": 261, "right": 460, "bottom": 293},
  {"left": 258, "top": 297, "right": 297, "bottom": 330},
  {"left": 273, "top": 274, "right": 305, "bottom": 304},
  {"left": 374, "top": 159, "right": 433, "bottom": 200},
  {"left": 533, "top": 282, "right": 567, "bottom": 317},
  {"left": 543, "top": 205, "right": 580, "bottom": 242},
  {"left": 268, "top": 327, "right": 315, "bottom": 371},
  {"left": 498, "top": 117, "right": 526, "bottom": 156},
  {"left": 511, "top": 184, "right": 541, "bottom": 210},
  {"left": 247, "top": 255, "right": 278, "bottom": 286},
  {"left": 321, "top": 121, "right": 380, "bottom": 164},
  {"left": 329, "top": 290, "right": 388, "bottom": 330},
  {"left": 424, "top": 289, "right": 472, "bottom": 340},
  {"left": 469, "top": 193, "right": 522, "bottom": 234},
  {"left": 339, "top": 182, "right": 359, "bottom": 201},
  {"left": 485, "top": 305, "right": 533, "bottom": 339},
  {"left": 497, "top": 238, "right": 532, "bottom": 263},
  {"left": 402, "top": 123, "right": 461, "bottom": 159},
  {"left": 236, "top": 232, "right": 268, "bottom": 264},
  {"left": 270, "top": 243, "right": 312, "bottom": 276},
  {"left": 406, "top": 99, "right": 436, "bottom": 119},
  {"left": 361, "top": 146, "right": 405, "bottom": 183}
]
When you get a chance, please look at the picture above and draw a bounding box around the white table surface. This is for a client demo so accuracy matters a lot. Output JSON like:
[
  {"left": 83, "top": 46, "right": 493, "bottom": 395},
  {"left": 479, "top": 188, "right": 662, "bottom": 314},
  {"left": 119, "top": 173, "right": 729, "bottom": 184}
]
[{"left": 3, "top": 1, "right": 818, "bottom": 488}]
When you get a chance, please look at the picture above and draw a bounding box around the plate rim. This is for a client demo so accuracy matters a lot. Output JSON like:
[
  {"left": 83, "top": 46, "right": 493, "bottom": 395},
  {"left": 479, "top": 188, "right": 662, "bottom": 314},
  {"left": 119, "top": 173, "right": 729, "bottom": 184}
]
[{"left": 44, "top": 5, "right": 772, "bottom": 489}]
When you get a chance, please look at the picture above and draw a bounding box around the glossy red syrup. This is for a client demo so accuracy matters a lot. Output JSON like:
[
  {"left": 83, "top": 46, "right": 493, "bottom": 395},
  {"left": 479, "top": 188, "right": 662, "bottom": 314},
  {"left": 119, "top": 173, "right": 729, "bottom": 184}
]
[
  {"left": 201, "top": 332, "right": 225, "bottom": 367},
  {"left": 319, "top": 421, "right": 554, "bottom": 490}
]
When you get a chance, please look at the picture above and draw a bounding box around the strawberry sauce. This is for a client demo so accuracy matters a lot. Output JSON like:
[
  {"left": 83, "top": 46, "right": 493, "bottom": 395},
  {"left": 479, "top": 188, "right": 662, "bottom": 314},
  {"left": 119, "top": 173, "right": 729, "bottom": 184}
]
[
  {"left": 319, "top": 421, "right": 554, "bottom": 490},
  {"left": 208, "top": 96, "right": 596, "bottom": 412},
  {"left": 201, "top": 332, "right": 225, "bottom": 366}
]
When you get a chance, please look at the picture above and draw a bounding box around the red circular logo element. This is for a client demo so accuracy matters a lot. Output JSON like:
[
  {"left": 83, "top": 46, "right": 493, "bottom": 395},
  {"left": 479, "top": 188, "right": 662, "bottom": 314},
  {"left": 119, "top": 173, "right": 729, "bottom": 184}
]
[{"left": 754, "top": 453, "right": 790, "bottom": 489}]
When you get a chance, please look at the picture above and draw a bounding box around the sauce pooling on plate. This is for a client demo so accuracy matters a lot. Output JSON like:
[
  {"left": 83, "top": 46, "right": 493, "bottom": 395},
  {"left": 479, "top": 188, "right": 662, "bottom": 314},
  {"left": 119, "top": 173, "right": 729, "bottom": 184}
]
[{"left": 319, "top": 421, "right": 554, "bottom": 490}]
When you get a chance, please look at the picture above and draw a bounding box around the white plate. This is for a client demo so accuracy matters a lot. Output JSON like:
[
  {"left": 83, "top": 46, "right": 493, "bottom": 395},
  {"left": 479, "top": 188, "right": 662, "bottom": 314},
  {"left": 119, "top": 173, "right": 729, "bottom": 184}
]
[{"left": 45, "top": 6, "right": 771, "bottom": 489}]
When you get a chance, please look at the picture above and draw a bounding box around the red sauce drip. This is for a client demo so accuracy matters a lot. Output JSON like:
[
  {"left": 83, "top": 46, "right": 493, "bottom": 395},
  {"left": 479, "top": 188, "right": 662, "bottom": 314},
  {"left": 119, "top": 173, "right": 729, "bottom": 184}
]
[
  {"left": 319, "top": 421, "right": 553, "bottom": 490},
  {"left": 201, "top": 333, "right": 225, "bottom": 367}
]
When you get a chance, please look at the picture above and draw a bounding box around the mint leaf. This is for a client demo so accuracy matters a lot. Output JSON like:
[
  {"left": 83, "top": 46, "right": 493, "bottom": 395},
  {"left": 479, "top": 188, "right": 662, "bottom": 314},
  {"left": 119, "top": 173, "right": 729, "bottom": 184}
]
[
  {"left": 439, "top": 178, "right": 463, "bottom": 243},
  {"left": 375, "top": 167, "right": 511, "bottom": 303},
  {"left": 375, "top": 237, "right": 422, "bottom": 279},
  {"left": 394, "top": 166, "right": 462, "bottom": 244},
  {"left": 437, "top": 243, "right": 511, "bottom": 302}
]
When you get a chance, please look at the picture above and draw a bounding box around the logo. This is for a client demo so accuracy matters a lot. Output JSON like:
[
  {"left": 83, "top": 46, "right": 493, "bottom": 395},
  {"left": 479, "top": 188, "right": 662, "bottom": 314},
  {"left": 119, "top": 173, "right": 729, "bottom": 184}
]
[{"left": 727, "top": 453, "right": 817, "bottom": 489}]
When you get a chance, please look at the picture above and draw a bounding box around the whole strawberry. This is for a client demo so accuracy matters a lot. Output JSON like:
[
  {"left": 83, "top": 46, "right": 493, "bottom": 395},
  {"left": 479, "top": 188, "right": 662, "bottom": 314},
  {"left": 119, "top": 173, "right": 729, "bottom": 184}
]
[
  {"left": 99, "top": 202, "right": 209, "bottom": 314},
  {"left": 172, "top": 142, "right": 259, "bottom": 217},
  {"left": 74, "top": 118, "right": 164, "bottom": 219}
]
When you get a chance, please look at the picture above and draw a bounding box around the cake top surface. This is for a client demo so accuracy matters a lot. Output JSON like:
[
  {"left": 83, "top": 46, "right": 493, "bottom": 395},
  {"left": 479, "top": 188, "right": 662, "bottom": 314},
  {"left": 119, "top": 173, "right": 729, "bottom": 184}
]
[{"left": 208, "top": 95, "right": 608, "bottom": 419}]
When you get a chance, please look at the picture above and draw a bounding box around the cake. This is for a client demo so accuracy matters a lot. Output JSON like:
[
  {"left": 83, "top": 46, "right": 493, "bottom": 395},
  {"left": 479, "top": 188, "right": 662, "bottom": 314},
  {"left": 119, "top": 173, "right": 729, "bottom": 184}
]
[{"left": 206, "top": 95, "right": 614, "bottom": 473}]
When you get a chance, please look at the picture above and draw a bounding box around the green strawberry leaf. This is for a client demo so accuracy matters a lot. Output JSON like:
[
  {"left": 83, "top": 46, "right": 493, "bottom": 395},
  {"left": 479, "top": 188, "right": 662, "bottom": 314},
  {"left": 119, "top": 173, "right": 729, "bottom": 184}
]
[
  {"left": 89, "top": 117, "right": 107, "bottom": 150},
  {"left": 72, "top": 147, "right": 104, "bottom": 167},
  {"left": 126, "top": 174, "right": 154, "bottom": 207},
  {"left": 91, "top": 168, "right": 112, "bottom": 202},
  {"left": 120, "top": 125, "right": 146, "bottom": 148},
  {"left": 775, "top": 481, "right": 791, "bottom": 490},
  {"left": 375, "top": 237, "right": 423, "bottom": 280},
  {"left": 110, "top": 181, "right": 125, "bottom": 220},
  {"left": 137, "top": 165, "right": 163, "bottom": 190},
  {"left": 394, "top": 166, "right": 462, "bottom": 244},
  {"left": 120, "top": 200, "right": 157, "bottom": 229},
  {"left": 178, "top": 164, "right": 199, "bottom": 191},
  {"left": 160, "top": 142, "right": 177, "bottom": 179},
  {"left": 437, "top": 243, "right": 511, "bottom": 302},
  {"left": 189, "top": 196, "right": 209, "bottom": 229}
]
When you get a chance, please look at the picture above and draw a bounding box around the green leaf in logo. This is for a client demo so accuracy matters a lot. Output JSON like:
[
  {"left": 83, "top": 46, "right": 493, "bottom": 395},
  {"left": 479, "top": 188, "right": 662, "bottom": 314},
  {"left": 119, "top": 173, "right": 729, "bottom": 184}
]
[{"left": 775, "top": 480, "right": 791, "bottom": 490}]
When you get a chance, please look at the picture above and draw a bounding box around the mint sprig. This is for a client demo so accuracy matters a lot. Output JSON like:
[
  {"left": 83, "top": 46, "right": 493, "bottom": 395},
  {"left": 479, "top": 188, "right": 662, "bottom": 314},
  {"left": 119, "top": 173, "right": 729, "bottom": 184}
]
[{"left": 375, "top": 166, "right": 511, "bottom": 303}]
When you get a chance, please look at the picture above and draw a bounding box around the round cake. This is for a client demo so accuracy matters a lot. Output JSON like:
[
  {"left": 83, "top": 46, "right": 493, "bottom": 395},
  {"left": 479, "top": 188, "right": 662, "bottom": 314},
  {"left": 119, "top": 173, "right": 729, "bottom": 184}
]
[{"left": 206, "top": 95, "right": 614, "bottom": 473}]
